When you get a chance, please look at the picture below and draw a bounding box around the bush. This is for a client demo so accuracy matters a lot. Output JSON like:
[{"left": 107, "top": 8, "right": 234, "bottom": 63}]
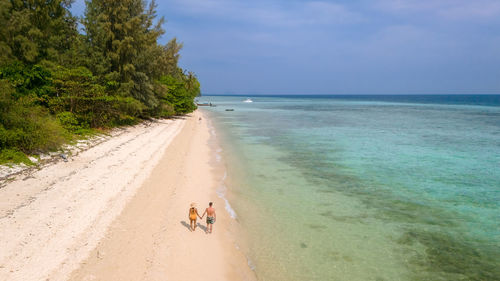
[
  {"left": 0, "top": 80, "right": 67, "bottom": 152},
  {"left": 0, "top": 62, "right": 54, "bottom": 105},
  {"left": 3, "top": 103, "right": 68, "bottom": 152},
  {"left": 0, "top": 148, "right": 33, "bottom": 166},
  {"left": 56, "top": 111, "right": 92, "bottom": 135}
]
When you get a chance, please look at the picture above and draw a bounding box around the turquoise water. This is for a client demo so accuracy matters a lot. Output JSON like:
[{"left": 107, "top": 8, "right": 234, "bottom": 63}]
[{"left": 200, "top": 95, "right": 500, "bottom": 281}]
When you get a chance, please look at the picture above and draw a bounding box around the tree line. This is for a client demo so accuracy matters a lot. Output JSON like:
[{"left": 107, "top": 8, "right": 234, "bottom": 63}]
[{"left": 0, "top": 0, "right": 200, "bottom": 164}]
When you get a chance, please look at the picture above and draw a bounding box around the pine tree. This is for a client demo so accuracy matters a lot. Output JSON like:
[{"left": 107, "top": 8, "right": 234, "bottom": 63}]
[
  {"left": 0, "top": 0, "right": 77, "bottom": 65},
  {"left": 83, "top": 0, "right": 165, "bottom": 108}
]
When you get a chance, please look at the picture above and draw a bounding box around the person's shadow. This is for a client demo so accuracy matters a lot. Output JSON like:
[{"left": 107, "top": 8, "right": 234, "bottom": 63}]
[
  {"left": 197, "top": 223, "right": 207, "bottom": 232},
  {"left": 180, "top": 221, "right": 208, "bottom": 232},
  {"left": 180, "top": 221, "right": 191, "bottom": 231}
]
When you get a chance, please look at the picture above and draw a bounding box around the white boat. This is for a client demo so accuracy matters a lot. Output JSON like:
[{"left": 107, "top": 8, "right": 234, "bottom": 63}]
[{"left": 243, "top": 98, "right": 253, "bottom": 103}]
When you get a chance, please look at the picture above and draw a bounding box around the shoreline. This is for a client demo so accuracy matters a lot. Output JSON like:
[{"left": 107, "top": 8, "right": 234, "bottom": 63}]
[
  {"left": 205, "top": 111, "right": 257, "bottom": 271},
  {"left": 203, "top": 109, "right": 269, "bottom": 279}
]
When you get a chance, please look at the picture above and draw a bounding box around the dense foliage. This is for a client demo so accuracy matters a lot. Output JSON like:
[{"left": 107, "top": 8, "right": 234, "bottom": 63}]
[{"left": 0, "top": 0, "right": 200, "bottom": 164}]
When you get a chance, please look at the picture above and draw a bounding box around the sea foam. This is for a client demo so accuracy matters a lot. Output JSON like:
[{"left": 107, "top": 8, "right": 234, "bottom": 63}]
[{"left": 216, "top": 172, "right": 237, "bottom": 219}]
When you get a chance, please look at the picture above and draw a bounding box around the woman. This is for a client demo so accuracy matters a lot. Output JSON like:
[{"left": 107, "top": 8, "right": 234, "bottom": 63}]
[{"left": 188, "top": 203, "right": 201, "bottom": 231}]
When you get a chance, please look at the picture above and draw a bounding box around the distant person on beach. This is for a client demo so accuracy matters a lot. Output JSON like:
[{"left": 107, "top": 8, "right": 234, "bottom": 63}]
[
  {"left": 188, "top": 203, "right": 202, "bottom": 231},
  {"left": 201, "top": 202, "right": 216, "bottom": 233}
]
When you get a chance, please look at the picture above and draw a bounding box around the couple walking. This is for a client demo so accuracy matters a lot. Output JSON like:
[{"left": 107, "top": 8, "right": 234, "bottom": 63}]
[{"left": 189, "top": 202, "right": 216, "bottom": 233}]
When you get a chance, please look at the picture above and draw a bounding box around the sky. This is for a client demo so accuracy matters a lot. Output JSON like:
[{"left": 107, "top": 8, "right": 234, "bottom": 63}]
[{"left": 70, "top": 0, "right": 500, "bottom": 95}]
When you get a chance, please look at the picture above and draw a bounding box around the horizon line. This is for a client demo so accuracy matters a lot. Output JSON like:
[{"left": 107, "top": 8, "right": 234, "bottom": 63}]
[{"left": 201, "top": 93, "right": 500, "bottom": 96}]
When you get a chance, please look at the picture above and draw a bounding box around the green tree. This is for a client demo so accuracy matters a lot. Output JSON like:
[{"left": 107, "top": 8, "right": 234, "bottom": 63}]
[
  {"left": 83, "top": 0, "right": 165, "bottom": 109},
  {"left": 158, "top": 70, "right": 200, "bottom": 115},
  {"left": 0, "top": 62, "right": 54, "bottom": 107},
  {"left": 49, "top": 65, "right": 144, "bottom": 128},
  {"left": 0, "top": 0, "right": 77, "bottom": 65}
]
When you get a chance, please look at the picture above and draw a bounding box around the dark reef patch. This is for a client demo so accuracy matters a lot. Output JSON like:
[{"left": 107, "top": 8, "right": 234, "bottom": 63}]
[
  {"left": 306, "top": 223, "right": 327, "bottom": 230},
  {"left": 319, "top": 211, "right": 367, "bottom": 223},
  {"left": 398, "top": 229, "right": 500, "bottom": 281}
]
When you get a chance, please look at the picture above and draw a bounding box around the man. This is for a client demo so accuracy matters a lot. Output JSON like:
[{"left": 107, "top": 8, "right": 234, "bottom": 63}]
[{"left": 201, "top": 202, "right": 216, "bottom": 234}]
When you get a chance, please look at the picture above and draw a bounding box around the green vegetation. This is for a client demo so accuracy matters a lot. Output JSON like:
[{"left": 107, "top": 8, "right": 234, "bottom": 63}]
[{"left": 0, "top": 0, "right": 200, "bottom": 165}]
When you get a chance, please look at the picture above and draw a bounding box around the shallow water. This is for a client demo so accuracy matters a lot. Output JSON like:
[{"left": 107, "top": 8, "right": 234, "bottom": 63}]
[{"left": 200, "top": 95, "right": 500, "bottom": 281}]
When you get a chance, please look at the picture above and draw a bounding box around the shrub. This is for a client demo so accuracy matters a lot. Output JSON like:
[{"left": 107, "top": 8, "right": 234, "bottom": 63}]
[
  {"left": 0, "top": 62, "right": 54, "bottom": 105},
  {"left": 56, "top": 111, "right": 92, "bottom": 134},
  {"left": 0, "top": 80, "right": 67, "bottom": 152},
  {"left": 0, "top": 148, "right": 33, "bottom": 166}
]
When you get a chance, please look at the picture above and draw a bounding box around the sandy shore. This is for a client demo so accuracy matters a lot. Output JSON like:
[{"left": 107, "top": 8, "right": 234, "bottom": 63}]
[{"left": 0, "top": 111, "right": 255, "bottom": 281}]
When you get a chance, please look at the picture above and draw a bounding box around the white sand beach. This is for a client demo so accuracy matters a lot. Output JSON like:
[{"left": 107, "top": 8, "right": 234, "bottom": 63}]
[{"left": 0, "top": 111, "right": 255, "bottom": 281}]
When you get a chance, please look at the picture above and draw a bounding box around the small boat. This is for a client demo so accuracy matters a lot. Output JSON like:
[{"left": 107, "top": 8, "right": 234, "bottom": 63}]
[
  {"left": 243, "top": 98, "right": 253, "bottom": 103},
  {"left": 197, "top": 102, "right": 215, "bottom": 107},
  {"left": 225, "top": 109, "right": 234, "bottom": 111}
]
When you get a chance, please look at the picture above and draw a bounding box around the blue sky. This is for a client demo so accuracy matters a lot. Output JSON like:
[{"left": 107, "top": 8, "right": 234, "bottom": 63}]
[{"left": 71, "top": 0, "right": 500, "bottom": 95}]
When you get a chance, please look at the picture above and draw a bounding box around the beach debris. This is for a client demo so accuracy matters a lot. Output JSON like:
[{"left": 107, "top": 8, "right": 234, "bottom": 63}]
[
  {"left": 27, "top": 156, "right": 38, "bottom": 163},
  {"left": 60, "top": 153, "right": 68, "bottom": 162}
]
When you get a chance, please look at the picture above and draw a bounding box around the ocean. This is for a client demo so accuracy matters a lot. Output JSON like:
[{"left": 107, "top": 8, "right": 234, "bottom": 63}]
[{"left": 199, "top": 95, "right": 500, "bottom": 281}]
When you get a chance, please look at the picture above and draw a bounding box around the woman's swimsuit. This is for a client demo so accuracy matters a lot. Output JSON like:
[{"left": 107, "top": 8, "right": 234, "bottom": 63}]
[{"left": 189, "top": 208, "right": 197, "bottom": 220}]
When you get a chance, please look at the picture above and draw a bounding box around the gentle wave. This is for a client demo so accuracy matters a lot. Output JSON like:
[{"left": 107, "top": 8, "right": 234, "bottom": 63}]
[
  {"left": 216, "top": 171, "right": 237, "bottom": 219},
  {"left": 209, "top": 119, "right": 237, "bottom": 219}
]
